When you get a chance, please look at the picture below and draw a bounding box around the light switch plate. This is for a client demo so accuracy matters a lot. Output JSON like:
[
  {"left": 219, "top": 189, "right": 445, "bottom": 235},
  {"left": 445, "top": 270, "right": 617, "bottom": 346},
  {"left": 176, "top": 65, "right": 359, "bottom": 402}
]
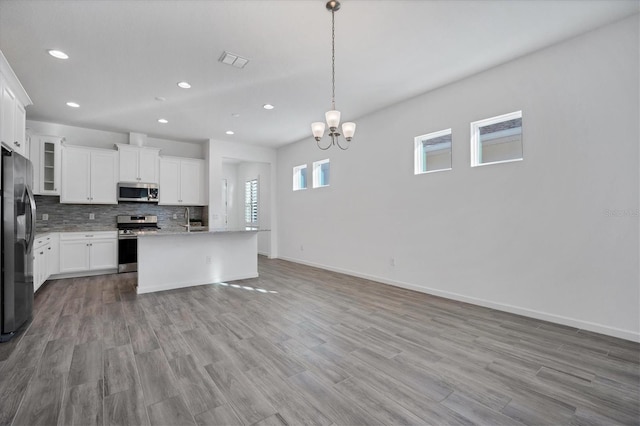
[
  {"left": 89, "top": 213, "right": 95, "bottom": 220},
  {"left": 42, "top": 214, "right": 48, "bottom": 221}
]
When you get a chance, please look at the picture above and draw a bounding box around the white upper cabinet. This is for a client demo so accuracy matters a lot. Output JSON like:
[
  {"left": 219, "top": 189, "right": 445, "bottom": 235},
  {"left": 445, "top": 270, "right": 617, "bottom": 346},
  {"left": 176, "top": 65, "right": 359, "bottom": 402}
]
[
  {"left": 61, "top": 146, "right": 91, "bottom": 203},
  {"left": 138, "top": 148, "right": 159, "bottom": 182},
  {"left": 180, "top": 159, "right": 205, "bottom": 205},
  {"left": 30, "top": 134, "right": 62, "bottom": 195},
  {"left": 90, "top": 150, "right": 118, "bottom": 204},
  {"left": 116, "top": 144, "right": 160, "bottom": 184},
  {"left": 0, "top": 81, "right": 16, "bottom": 148},
  {"left": 0, "top": 50, "right": 32, "bottom": 157},
  {"left": 14, "top": 99, "right": 26, "bottom": 156},
  {"left": 159, "top": 157, "right": 180, "bottom": 204},
  {"left": 159, "top": 156, "right": 206, "bottom": 206},
  {"left": 61, "top": 145, "right": 117, "bottom": 204}
]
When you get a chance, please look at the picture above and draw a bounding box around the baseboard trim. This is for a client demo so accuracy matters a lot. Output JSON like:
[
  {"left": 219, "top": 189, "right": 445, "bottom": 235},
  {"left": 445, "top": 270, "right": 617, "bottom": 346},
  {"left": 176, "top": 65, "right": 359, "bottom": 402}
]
[
  {"left": 277, "top": 256, "right": 640, "bottom": 343},
  {"left": 136, "top": 273, "right": 259, "bottom": 295},
  {"left": 49, "top": 269, "right": 119, "bottom": 280}
]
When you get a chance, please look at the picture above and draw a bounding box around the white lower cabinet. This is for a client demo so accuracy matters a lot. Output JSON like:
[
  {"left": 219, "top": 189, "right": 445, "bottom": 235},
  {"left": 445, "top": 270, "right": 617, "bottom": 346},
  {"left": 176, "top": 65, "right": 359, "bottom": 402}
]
[
  {"left": 59, "top": 231, "right": 117, "bottom": 274},
  {"left": 47, "top": 233, "right": 60, "bottom": 276},
  {"left": 33, "top": 238, "right": 48, "bottom": 293},
  {"left": 33, "top": 233, "right": 58, "bottom": 292}
]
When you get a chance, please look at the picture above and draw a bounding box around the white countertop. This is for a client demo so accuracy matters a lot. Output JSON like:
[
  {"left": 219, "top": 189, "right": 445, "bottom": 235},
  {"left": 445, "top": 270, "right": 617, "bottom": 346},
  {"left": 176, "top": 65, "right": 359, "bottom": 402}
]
[{"left": 137, "top": 227, "right": 266, "bottom": 237}]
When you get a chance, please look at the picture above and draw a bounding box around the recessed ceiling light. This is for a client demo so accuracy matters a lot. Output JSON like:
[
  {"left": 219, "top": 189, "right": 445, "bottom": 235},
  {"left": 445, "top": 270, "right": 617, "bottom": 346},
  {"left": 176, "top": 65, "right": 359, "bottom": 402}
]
[
  {"left": 66, "top": 102, "right": 80, "bottom": 108},
  {"left": 155, "top": 96, "right": 166, "bottom": 102},
  {"left": 48, "top": 50, "right": 69, "bottom": 59},
  {"left": 177, "top": 81, "right": 191, "bottom": 89},
  {"left": 158, "top": 118, "right": 168, "bottom": 124},
  {"left": 226, "top": 130, "right": 234, "bottom": 135},
  {"left": 263, "top": 104, "right": 275, "bottom": 110},
  {"left": 231, "top": 113, "right": 240, "bottom": 118}
]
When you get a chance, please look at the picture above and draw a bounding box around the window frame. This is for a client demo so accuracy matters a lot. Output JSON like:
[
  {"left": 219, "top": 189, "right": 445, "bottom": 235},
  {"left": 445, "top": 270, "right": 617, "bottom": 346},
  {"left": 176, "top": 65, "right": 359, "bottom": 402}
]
[
  {"left": 312, "top": 159, "right": 330, "bottom": 188},
  {"left": 470, "top": 110, "right": 523, "bottom": 167},
  {"left": 292, "top": 164, "right": 308, "bottom": 191},
  {"left": 414, "top": 128, "right": 453, "bottom": 175}
]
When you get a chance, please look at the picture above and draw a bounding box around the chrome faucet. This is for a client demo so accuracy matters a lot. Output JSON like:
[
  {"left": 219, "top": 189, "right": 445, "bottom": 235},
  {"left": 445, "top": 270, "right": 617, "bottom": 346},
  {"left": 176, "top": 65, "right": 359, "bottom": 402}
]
[{"left": 181, "top": 207, "right": 190, "bottom": 232}]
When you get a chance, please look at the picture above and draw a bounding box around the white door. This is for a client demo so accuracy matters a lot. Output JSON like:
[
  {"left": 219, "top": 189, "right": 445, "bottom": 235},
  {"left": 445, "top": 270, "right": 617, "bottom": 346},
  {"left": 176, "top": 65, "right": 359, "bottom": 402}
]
[
  {"left": 180, "top": 159, "right": 203, "bottom": 205},
  {"left": 138, "top": 149, "right": 158, "bottom": 183},
  {"left": 90, "top": 239, "right": 117, "bottom": 270},
  {"left": 59, "top": 240, "right": 90, "bottom": 273},
  {"left": 118, "top": 148, "right": 139, "bottom": 182},
  {"left": 159, "top": 158, "right": 180, "bottom": 204},
  {"left": 90, "top": 151, "right": 117, "bottom": 204},
  {"left": 61, "top": 147, "right": 92, "bottom": 203}
]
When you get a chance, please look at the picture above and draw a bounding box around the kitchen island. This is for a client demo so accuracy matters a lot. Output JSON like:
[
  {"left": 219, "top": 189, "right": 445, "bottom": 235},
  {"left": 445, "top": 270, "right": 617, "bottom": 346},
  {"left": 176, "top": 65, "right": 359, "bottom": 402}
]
[{"left": 136, "top": 228, "right": 260, "bottom": 294}]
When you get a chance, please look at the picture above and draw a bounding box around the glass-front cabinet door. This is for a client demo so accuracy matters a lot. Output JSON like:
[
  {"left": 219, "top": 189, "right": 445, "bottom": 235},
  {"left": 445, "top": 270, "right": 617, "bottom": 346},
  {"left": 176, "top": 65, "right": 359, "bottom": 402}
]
[{"left": 38, "top": 136, "right": 62, "bottom": 195}]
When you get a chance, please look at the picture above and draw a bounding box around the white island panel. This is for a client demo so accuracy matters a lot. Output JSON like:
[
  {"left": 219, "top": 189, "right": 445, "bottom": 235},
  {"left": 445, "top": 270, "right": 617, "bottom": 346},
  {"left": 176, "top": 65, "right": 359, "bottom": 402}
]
[{"left": 137, "top": 231, "right": 258, "bottom": 294}]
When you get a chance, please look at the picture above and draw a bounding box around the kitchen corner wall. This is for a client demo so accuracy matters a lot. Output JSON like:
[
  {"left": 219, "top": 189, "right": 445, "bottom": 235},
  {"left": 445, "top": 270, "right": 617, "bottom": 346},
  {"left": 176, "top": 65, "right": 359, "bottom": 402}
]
[
  {"left": 276, "top": 16, "right": 640, "bottom": 341},
  {"left": 207, "top": 139, "right": 278, "bottom": 258},
  {"left": 35, "top": 196, "right": 203, "bottom": 233}
]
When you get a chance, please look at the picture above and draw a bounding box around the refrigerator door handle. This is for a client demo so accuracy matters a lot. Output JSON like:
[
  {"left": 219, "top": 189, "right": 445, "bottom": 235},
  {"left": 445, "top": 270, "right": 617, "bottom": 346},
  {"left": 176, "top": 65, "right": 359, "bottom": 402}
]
[{"left": 25, "top": 184, "right": 36, "bottom": 253}]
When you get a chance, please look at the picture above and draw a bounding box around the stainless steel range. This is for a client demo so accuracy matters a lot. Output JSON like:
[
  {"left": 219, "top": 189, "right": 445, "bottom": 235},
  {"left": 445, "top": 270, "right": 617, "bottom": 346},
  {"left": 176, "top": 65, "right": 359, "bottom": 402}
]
[{"left": 117, "top": 215, "right": 159, "bottom": 273}]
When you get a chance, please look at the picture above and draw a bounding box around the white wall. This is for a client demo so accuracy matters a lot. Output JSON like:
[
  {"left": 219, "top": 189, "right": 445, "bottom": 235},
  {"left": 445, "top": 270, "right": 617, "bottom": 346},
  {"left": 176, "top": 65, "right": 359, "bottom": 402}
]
[
  {"left": 26, "top": 120, "right": 205, "bottom": 158},
  {"left": 276, "top": 16, "right": 640, "bottom": 341}
]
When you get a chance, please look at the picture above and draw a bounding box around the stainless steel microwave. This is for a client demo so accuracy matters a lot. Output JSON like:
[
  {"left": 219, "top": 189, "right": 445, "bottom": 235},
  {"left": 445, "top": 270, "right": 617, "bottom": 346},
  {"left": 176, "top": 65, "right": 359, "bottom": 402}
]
[{"left": 117, "top": 182, "right": 159, "bottom": 203}]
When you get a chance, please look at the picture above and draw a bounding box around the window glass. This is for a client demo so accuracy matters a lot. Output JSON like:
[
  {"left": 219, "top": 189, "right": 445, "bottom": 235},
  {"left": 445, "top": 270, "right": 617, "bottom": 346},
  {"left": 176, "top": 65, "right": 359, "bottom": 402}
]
[
  {"left": 414, "top": 129, "right": 452, "bottom": 174},
  {"left": 293, "top": 164, "right": 307, "bottom": 191},
  {"left": 471, "top": 111, "right": 522, "bottom": 166},
  {"left": 313, "top": 159, "right": 330, "bottom": 188},
  {"left": 245, "top": 179, "right": 258, "bottom": 223}
]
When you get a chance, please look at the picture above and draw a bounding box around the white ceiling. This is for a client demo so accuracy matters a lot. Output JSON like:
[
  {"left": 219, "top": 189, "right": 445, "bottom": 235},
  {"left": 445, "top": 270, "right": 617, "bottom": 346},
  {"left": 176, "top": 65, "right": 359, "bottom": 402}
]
[{"left": 1, "top": 0, "right": 637, "bottom": 148}]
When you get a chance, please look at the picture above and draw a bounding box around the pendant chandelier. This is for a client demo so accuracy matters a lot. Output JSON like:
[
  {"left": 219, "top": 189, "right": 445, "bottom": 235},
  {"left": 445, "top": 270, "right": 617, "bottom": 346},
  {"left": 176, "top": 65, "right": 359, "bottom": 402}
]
[{"left": 311, "top": 0, "right": 356, "bottom": 150}]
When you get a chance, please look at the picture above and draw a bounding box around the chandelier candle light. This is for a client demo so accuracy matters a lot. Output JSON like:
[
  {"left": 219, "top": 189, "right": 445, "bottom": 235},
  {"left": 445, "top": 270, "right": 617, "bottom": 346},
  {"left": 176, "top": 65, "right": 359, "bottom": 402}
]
[{"left": 311, "top": 0, "right": 356, "bottom": 150}]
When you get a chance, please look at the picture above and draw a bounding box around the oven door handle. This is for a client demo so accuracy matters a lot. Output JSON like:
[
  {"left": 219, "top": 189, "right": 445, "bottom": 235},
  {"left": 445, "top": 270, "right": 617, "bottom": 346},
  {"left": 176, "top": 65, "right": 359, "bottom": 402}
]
[{"left": 118, "top": 234, "right": 138, "bottom": 240}]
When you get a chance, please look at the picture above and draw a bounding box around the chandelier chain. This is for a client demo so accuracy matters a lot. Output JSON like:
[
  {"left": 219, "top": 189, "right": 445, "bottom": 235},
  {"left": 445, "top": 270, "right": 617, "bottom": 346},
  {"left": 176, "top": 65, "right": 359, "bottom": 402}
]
[{"left": 331, "top": 8, "right": 336, "bottom": 110}]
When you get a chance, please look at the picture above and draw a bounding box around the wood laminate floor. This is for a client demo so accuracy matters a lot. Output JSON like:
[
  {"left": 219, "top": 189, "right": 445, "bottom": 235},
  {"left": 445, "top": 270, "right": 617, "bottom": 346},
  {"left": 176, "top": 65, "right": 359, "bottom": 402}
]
[{"left": 0, "top": 257, "right": 638, "bottom": 426}]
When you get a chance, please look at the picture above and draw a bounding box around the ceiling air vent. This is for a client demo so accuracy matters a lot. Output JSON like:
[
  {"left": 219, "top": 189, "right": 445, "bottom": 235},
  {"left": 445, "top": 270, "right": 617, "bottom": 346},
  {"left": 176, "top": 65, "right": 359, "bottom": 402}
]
[{"left": 218, "top": 51, "right": 249, "bottom": 69}]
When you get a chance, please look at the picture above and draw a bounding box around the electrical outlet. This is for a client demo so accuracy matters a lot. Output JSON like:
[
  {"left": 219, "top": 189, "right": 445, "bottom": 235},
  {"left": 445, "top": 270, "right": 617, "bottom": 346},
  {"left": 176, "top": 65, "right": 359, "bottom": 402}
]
[
  {"left": 42, "top": 214, "right": 48, "bottom": 221},
  {"left": 390, "top": 257, "right": 395, "bottom": 267},
  {"left": 173, "top": 214, "right": 177, "bottom": 219},
  {"left": 205, "top": 256, "right": 212, "bottom": 264},
  {"left": 89, "top": 213, "right": 95, "bottom": 220},
  {"left": 300, "top": 245, "right": 304, "bottom": 251}
]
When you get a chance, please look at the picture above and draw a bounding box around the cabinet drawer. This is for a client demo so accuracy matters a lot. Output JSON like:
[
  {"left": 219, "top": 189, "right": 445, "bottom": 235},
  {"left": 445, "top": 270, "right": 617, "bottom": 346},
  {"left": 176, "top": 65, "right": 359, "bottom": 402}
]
[{"left": 34, "top": 233, "right": 52, "bottom": 250}]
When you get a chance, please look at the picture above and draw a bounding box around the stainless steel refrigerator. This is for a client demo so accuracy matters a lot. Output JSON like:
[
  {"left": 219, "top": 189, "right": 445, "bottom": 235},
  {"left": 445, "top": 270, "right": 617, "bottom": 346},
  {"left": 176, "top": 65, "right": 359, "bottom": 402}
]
[{"left": 1, "top": 147, "right": 36, "bottom": 342}]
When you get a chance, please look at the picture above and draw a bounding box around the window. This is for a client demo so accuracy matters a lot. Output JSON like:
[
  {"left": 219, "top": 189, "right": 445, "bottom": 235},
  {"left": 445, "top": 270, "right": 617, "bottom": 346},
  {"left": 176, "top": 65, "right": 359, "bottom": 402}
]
[
  {"left": 245, "top": 179, "right": 258, "bottom": 224},
  {"left": 471, "top": 111, "right": 523, "bottom": 167},
  {"left": 313, "top": 159, "right": 330, "bottom": 188},
  {"left": 292, "top": 164, "right": 307, "bottom": 191},
  {"left": 414, "top": 128, "right": 452, "bottom": 174}
]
